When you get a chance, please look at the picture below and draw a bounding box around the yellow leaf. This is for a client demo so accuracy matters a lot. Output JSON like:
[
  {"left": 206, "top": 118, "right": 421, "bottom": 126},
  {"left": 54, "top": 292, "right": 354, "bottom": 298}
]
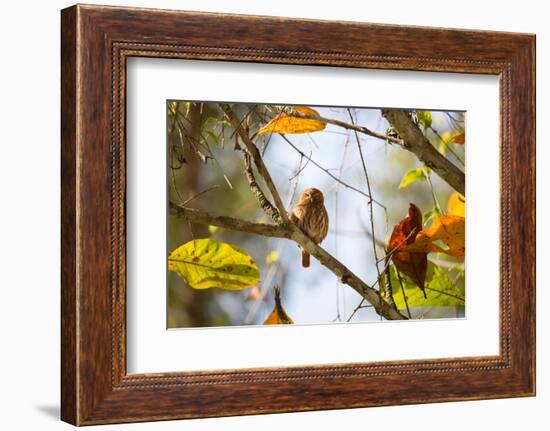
[
  {"left": 441, "top": 131, "right": 452, "bottom": 143},
  {"left": 257, "top": 106, "right": 326, "bottom": 135},
  {"left": 264, "top": 287, "right": 294, "bottom": 325},
  {"left": 402, "top": 215, "right": 465, "bottom": 261},
  {"left": 168, "top": 239, "right": 260, "bottom": 290},
  {"left": 447, "top": 192, "right": 465, "bottom": 217}
]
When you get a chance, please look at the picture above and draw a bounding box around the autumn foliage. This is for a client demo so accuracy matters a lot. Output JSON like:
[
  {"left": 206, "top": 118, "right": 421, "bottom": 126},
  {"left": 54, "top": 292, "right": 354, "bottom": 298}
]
[
  {"left": 257, "top": 106, "right": 326, "bottom": 135},
  {"left": 403, "top": 215, "right": 465, "bottom": 261},
  {"left": 167, "top": 102, "right": 466, "bottom": 326},
  {"left": 387, "top": 203, "right": 428, "bottom": 297},
  {"left": 264, "top": 286, "right": 294, "bottom": 325}
]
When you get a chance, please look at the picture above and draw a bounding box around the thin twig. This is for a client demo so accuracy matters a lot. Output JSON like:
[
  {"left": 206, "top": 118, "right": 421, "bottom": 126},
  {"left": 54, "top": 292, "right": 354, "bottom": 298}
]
[
  {"left": 279, "top": 134, "right": 387, "bottom": 210},
  {"left": 396, "top": 269, "right": 412, "bottom": 319},
  {"left": 425, "top": 286, "right": 465, "bottom": 302},
  {"left": 181, "top": 185, "right": 221, "bottom": 206},
  {"left": 429, "top": 125, "right": 465, "bottom": 167},
  {"left": 348, "top": 110, "right": 379, "bottom": 241},
  {"left": 425, "top": 172, "right": 443, "bottom": 214},
  {"left": 168, "top": 146, "right": 186, "bottom": 204},
  {"left": 288, "top": 151, "right": 311, "bottom": 181},
  {"left": 348, "top": 109, "right": 385, "bottom": 317},
  {"left": 333, "top": 130, "right": 351, "bottom": 322},
  {"left": 346, "top": 299, "right": 374, "bottom": 322}
]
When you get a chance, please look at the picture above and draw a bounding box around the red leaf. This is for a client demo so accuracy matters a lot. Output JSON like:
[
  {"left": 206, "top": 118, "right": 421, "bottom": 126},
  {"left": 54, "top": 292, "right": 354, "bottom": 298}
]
[{"left": 387, "top": 203, "right": 427, "bottom": 296}]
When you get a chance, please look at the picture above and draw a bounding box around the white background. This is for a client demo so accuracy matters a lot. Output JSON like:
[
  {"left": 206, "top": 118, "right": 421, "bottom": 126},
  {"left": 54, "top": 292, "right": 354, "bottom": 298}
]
[
  {"left": 0, "top": 0, "right": 546, "bottom": 430},
  {"left": 127, "top": 59, "right": 499, "bottom": 373}
]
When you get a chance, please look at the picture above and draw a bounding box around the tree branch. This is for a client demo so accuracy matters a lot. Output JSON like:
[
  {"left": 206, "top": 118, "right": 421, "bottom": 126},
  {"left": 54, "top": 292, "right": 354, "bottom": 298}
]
[
  {"left": 221, "top": 104, "right": 290, "bottom": 224},
  {"left": 171, "top": 201, "right": 407, "bottom": 320},
  {"left": 169, "top": 203, "right": 290, "bottom": 239},
  {"left": 382, "top": 109, "right": 465, "bottom": 194},
  {"left": 242, "top": 152, "right": 282, "bottom": 224}
]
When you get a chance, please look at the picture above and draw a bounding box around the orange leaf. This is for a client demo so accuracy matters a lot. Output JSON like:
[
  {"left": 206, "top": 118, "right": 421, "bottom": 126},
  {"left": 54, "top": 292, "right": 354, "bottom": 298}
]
[
  {"left": 257, "top": 106, "right": 326, "bottom": 135},
  {"left": 447, "top": 192, "right": 465, "bottom": 217},
  {"left": 403, "top": 215, "right": 465, "bottom": 261},
  {"left": 451, "top": 132, "right": 465, "bottom": 145},
  {"left": 264, "top": 286, "right": 294, "bottom": 325},
  {"left": 387, "top": 203, "right": 427, "bottom": 295}
]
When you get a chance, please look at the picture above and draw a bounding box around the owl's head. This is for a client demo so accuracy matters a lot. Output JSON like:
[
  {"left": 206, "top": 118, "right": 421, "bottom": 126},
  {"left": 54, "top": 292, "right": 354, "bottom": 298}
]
[{"left": 300, "top": 187, "right": 324, "bottom": 204}]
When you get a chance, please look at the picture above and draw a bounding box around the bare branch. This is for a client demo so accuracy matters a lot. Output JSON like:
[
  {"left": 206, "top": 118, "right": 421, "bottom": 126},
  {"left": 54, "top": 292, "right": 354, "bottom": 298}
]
[
  {"left": 181, "top": 185, "right": 220, "bottom": 206},
  {"left": 382, "top": 109, "right": 465, "bottom": 194},
  {"left": 221, "top": 104, "right": 290, "bottom": 223},
  {"left": 169, "top": 203, "right": 291, "bottom": 239}
]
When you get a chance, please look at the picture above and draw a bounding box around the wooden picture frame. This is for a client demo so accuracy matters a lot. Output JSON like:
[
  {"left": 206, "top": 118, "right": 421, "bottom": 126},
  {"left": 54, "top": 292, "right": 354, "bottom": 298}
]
[{"left": 61, "top": 4, "right": 535, "bottom": 425}]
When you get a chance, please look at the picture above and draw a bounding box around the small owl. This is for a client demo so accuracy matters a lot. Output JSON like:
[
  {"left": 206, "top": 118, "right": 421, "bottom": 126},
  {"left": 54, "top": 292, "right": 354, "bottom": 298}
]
[{"left": 290, "top": 188, "right": 329, "bottom": 267}]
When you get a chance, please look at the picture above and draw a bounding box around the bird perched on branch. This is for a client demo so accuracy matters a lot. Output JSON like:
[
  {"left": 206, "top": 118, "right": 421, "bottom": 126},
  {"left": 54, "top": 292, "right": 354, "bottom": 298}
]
[{"left": 290, "top": 188, "right": 329, "bottom": 268}]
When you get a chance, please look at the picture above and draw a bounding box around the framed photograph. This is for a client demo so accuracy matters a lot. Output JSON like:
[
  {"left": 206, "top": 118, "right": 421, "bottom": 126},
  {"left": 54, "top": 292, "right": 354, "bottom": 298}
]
[{"left": 61, "top": 4, "right": 535, "bottom": 425}]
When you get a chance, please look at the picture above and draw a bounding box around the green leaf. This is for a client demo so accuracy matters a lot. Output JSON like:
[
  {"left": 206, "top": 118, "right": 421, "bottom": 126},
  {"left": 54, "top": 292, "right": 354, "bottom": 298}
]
[
  {"left": 168, "top": 239, "right": 260, "bottom": 290},
  {"left": 205, "top": 117, "right": 231, "bottom": 127},
  {"left": 388, "top": 262, "right": 465, "bottom": 310},
  {"left": 206, "top": 130, "right": 219, "bottom": 145},
  {"left": 416, "top": 110, "right": 432, "bottom": 130},
  {"left": 398, "top": 168, "right": 426, "bottom": 189}
]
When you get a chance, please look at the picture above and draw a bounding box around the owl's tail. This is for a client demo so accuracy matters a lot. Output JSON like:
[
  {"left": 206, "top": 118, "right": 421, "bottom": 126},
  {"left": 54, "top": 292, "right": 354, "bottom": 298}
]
[{"left": 301, "top": 250, "right": 310, "bottom": 268}]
